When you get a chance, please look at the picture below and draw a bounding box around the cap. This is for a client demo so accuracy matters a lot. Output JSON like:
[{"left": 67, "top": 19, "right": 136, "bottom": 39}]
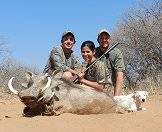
[
  {"left": 61, "top": 30, "right": 76, "bottom": 43},
  {"left": 97, "top": 29, "right": 110, "bottom": 42}
]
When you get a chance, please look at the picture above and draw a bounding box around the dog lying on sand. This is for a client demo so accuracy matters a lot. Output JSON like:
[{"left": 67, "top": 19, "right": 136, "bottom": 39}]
[{"left": 113, "top": 91, "right": 148, "bottom": 113}]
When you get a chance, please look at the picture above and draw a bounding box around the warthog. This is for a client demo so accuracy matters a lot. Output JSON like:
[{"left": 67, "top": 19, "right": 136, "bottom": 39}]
[{"left": 8, "top": 70, "right": 116, "bottom": 116}]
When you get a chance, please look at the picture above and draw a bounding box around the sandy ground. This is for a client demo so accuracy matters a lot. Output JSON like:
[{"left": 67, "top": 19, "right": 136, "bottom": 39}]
[{"left": 0, "top": 95, "right": 162, "bottom": 132}]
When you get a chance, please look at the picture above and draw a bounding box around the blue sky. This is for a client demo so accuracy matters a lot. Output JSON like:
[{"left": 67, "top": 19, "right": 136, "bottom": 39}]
[{"left": 0, "top": 0, "right": 135, "bottom": 70}]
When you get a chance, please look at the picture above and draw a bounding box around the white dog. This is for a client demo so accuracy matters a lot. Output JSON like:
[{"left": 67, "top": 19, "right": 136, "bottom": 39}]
[{"left": 113, "top": 91, "right": 148, "bottom": 113}]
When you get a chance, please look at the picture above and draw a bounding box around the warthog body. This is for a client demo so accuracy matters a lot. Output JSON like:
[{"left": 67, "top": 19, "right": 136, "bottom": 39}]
[{"left": 8, "top": 70, "right": 116, "bottom": 116}]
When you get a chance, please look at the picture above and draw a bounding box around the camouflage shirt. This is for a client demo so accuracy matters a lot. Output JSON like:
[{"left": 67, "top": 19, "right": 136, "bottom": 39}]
[
  {"left": 44, "top": 46, "right": 80, "bottom": 74},
  {"left": 96, "top": 47, "right": 125, "bottom": 85},
  {"left": 84, "top": 61, "right": 110, "bottom": 84}
]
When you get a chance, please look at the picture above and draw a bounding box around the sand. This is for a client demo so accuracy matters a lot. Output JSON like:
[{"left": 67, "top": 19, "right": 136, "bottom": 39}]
[{"left": 0, "top": 95, "right": 162, "bottom": 132}]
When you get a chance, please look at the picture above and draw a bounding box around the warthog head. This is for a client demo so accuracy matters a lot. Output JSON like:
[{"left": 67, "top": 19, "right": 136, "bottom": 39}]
[
  {"left": 8, "top": 71, "right": 60, "bottom": 116},
  {"left": 8, "top": 72, "right": 53, "bottom": 106}
]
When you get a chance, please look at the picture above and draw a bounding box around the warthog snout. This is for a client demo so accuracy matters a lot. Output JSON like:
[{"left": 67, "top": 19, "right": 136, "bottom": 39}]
[
  {"left": 8, "top": 72, "right": 53, "bottom": 107},
  {"left": 20, "top": 96, "right": 39, "bottom": 107}
]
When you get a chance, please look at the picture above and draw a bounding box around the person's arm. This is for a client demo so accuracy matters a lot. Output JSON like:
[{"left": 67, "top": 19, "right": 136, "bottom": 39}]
[
  {"left": 79, "top": 78, "right": 104, "bottom": 92},
  {"left": 43, "top": 47, "right": 68, "bottom": 74},
  {"left": 114, "top": 71, "right": 123, "bottom": 96},
  {"left": 50, "top": 48, "right": 68, "bottom": 70},
  {"left": 69, "top": 54, "right": 81, "bottom": 75},
  {"left": 111, "top": 49, "right": 125, "bottom": 96}
]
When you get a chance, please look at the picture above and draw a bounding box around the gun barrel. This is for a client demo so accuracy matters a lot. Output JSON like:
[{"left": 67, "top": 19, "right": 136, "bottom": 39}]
[
  {"left": 72, "top": 42, "right": 120, "bottom": 83},
  {"left": 85, "top": 42, "right": 119, "bottom": 71}
]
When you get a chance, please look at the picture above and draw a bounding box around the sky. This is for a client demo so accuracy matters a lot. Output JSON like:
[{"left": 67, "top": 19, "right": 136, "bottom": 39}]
[{"left": 0, "top": 0, "right": 135, "bottom": 70}]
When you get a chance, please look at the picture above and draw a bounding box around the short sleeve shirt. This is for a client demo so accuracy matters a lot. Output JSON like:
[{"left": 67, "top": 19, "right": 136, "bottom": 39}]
[
  {"left": 44, "top": 46, "right": 80, "bottom": 74},
  {"left": 84, "top": 61, "right": 110, "bottom": 84},
  {"left": 96, "top": 47, "right": 125, "bottom": 85}
]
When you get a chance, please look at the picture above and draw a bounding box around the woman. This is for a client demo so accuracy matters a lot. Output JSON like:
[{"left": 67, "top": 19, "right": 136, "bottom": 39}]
[{"left": 78, "top": 40, "right": 111, "bottom": 92}]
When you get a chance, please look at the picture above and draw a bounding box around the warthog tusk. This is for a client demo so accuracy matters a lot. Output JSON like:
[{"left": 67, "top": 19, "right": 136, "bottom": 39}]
[
  {"left": 41, "top": 77, "right": 51, "bottom": 92},
  {"left": 8, "top": 77, "right": 18, "bottom": 95},
  {"left": 37, "top": 96, "right": 44, "bottom": 102},
  {"left": 37, "top": 92, "right": 55, "bottom": 102}
]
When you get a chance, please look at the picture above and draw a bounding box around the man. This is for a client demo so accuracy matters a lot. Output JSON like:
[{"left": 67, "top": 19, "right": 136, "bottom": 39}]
[
  {"left": 44, "top": 30, "right": 80, "bottom": 76},
  {"left": 96, "top": 29, "right": 125, "bottom": 96},
  {"left": 22, "top": 30, "right": 80, "bottom": 116}
]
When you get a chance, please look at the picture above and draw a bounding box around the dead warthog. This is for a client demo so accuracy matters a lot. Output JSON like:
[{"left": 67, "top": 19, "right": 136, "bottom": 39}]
[{"left": 8, "top": 70, "right": 116, "bottom": 117}]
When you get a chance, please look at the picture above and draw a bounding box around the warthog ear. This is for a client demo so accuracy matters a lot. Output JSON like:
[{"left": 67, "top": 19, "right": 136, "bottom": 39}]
[
  {"left": 25, "top": 71, "right": 36, "bottom": 88},
  {"left": 44, "top": 73, "right": 50, "bottom": 77},
  {"left": 26, "top": 71, "right": 36, "bottom": 77},
  {"left": 26, "top": 71, "right": 34, "bottom": 80}
]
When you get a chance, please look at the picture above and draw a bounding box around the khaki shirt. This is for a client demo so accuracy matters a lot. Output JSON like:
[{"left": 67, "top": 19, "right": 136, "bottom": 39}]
[
  {"left": 96, "top": 47, "right": 125, "bottom": 85},
  {"left": 44, "top": 46, "right": 80, "bottom": 74},
  {"left": 84, "top": 61, "right": 110, "bottom": 84}
]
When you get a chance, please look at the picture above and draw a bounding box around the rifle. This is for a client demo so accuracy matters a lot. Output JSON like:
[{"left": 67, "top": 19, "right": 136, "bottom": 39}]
[{"left": 73, "top": 42, "right": 120, "bottom": 83}]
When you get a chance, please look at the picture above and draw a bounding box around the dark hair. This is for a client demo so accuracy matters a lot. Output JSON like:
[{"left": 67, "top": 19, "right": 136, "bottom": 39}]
[{"left": 81, "top": 40, "right": 95, "bottom": 52}]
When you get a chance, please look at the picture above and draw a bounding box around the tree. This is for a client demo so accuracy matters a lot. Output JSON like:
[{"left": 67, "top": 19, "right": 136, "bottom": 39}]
[
  {"left": 113, "top": 0, "right": 161, "bottom": 89},
  {"left": 0, "top": 35, "right": 10, "bottom": 62}
]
